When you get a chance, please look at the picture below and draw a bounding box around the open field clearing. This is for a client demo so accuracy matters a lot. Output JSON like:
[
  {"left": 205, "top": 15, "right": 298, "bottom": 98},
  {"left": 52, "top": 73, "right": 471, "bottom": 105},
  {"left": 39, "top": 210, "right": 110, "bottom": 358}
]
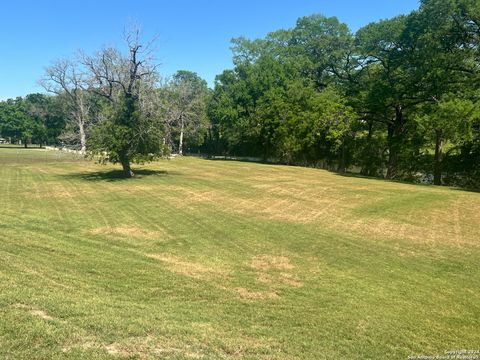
[{"left": 0, "top": 147, "right": 479, "bottom": 359}]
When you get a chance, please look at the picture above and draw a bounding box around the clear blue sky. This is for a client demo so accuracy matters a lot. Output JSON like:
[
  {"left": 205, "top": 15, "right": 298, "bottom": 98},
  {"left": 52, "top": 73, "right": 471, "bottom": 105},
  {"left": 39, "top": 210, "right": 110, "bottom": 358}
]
[{"left": 0, "top": 0, "right": 420, "bottom": 100}]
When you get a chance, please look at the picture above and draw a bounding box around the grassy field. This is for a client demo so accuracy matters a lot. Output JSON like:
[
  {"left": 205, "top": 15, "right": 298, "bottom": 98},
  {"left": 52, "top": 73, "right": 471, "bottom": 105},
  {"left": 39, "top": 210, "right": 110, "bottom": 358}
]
[{"left": 0, "top": 146, "right": 479, "bottom": 359}]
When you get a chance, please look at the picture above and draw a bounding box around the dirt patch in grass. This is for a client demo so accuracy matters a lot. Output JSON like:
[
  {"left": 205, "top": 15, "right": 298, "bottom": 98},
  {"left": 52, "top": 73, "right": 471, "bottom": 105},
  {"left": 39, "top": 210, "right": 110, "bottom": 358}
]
[
  {"left": 12, "top": 303, "right": 55, "bottom": 321},
  {"left": 29, "top": 309, "right": 55, "bottom": 321}
]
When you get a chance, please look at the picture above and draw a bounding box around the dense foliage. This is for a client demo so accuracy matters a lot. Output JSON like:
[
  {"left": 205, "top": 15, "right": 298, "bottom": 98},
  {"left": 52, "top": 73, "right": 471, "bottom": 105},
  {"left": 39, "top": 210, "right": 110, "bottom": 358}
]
[
  {"left": 202, "top": 0, "right": 480, "bottom": 187},
  {"left": 0, "top": 94, "right": 65, "bottom": 147},
  {"left": 1, "top": 0, "right": 479, "bottom": 185}
]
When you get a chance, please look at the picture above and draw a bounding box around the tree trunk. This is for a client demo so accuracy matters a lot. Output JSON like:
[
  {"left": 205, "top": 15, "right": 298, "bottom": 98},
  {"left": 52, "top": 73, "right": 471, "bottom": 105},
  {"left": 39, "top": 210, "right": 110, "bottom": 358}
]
[
  {"left": 386, "top": 105, "right": 404, "bottom": 180},
  {"left": 207, "top": 127, "right": 213, "bottom": 157},
  {"left": 78, "top": 118, "right": 86, "bottom": 153},
  {"left": 433, "top": 129, "right": 444, "bottom": 186},
  {"left": 121, "top": 159, "right": 134, "bottom": 178},
  {"left": 361, "top": 120, "right": 373, "bottom": 176},
  {"left": 178, "top": 118, "right": 184, "bottom": 155},
  {"left": 386, "top": 139, "right": 398, "bottom": 179},
  {"left": 337, "top": 140, "right": 346, "bottom": 173}
]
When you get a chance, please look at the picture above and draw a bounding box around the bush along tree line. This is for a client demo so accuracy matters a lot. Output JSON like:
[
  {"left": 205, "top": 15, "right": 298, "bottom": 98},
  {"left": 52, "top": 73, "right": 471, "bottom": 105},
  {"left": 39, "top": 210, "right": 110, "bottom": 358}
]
[{"left": 0, "top": 0, "right": 479, "bottom": 185}]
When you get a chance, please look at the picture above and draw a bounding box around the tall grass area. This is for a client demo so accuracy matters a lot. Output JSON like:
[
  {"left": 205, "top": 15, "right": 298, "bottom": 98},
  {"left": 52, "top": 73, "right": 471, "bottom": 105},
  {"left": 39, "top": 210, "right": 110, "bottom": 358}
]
[{"left": 0, "top": 147, "right": 479, "bottom": 359}]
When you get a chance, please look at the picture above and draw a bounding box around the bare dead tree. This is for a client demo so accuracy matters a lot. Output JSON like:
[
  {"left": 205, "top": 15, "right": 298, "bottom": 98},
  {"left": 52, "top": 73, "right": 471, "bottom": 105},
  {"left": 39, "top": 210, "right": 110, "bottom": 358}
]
[
  {"left": 165, "top": 82, "right": 190, "bottom": 155},
  {"left": 164, "top": 71, "right": 208, "bottom": 155},
  {"left": 81, "top": 27, "right": 159, "bottom": 103},
  {"left": 39, "top": 59, "right": 90, "bottom": 152}
]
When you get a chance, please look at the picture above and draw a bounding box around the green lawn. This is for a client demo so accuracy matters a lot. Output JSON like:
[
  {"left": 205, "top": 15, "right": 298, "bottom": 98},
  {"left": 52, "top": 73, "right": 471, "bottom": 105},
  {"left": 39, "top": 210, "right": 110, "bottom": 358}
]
[{"left": 1, "top": 147, "right": 479, "bottom": 359}]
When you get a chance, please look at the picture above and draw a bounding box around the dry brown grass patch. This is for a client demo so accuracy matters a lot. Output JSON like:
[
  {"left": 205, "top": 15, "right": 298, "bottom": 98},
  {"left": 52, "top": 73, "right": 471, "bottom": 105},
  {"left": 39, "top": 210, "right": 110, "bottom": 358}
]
[
  {"left": 278, "top": 273, "right": 303, "bottom": 287},
  {"left": 147, "top": 253, "right": 228, "bottom": 279},
  {"left": 103, "top": 336, "right": 203, "bottom": 359},
  {"left": 256, "top": 272, "right": 303, "bottom": 288},
  {"left": 104, "top": 343, "right": 132, "bottom": 357},
  {"left": 117, "top": 184, "right": 158, "bottom": 194},
  {"left": 233, "top": 287, "right": 279, "bottom": 300},
  {"left": 251, "top": 255, "right": 294, "bottom": 270},
  {"left": 88, "top": 226, "right": 166, "bottom": 239},
  {"left": 29, "top": 309, "right": 54, "bottom": 321},
  {"left": 26, "top": 187, "right": 79, "bottom": 200},
  {"left": 256, "top": 273, "right": 274, "bottom": 285},
  {"left": 12, "top": 303, "right": 55, "bottom": 321},
  {"left": 62, "top": 341, "right": 98, "bottom": 353},
  {"left": 166, "top": 164, "right": 480, "bottom": 245}
]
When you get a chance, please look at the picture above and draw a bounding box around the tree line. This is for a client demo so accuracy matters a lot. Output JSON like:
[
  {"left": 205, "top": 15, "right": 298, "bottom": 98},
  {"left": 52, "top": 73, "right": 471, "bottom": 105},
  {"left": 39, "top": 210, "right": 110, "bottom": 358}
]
[
  {"left": 1, "top": 0, "right": 479, "bottom": 186},
  {"left": 203, "top": 0, "right": 480, "bottom": 187},
  {"left": 0, "top": 28, "right": 209, "bottom": 177}
]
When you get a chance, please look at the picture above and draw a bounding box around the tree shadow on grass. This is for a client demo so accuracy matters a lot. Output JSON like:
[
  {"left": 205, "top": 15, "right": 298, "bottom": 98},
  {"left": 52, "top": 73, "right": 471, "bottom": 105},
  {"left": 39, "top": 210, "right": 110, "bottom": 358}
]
[
  {"left": 203, "top": 156, "right": 480, "bottom": 193},
  {"left": 64, "top": 169, "right": 171, "bottom": 182},
  {"left": 203, "top": 156, "right": 294, "bottom": 168},
  {"left": 0, "top": 145, "right": 42, "bottom": 149},
  {"left": 333, "top": 171, "right": 480, "bottom": 193}
]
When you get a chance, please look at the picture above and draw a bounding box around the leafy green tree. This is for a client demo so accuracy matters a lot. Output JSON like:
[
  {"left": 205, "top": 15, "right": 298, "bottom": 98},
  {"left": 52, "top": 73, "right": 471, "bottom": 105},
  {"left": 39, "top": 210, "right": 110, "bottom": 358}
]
[
  {"left": 204, "top": 6, "right": 480, "bottom": 187},
  {"left": 287, "top": 14, "right": 355, "bottom": 88},
  {"left": 20, "top": 6, "right": 478, "bottom": 188},
  {"left": 43, "top": 95, "right": 68, "bottom": 145},
  {"left": 417, "top": 97, "right": 479, "bottom": 184},
  {"left": 401, "top": 0, "right": 480, "bottom": 183},
  {"left": 354, "top": 15, "right": 420, "bottom": 179},
  {"left": 0, "top": 97, "right": 43, "bottom": 147},
  {"left": 208, "top": 53, "right": 295, "bottom": 159},
  {"left": 209, "top": 15, "right": 357, "bottom": 167}
]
